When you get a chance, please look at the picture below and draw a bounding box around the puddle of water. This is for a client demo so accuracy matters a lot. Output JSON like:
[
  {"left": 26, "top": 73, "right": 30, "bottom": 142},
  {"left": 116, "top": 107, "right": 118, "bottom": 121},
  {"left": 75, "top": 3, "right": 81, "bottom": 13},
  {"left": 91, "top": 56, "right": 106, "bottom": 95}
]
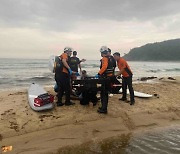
[
  {"left": 56, "top": 133, "right": 131, "bottom": 154},
  {"left": 52, "top": 125, "right": 180, "bottom": 154}
]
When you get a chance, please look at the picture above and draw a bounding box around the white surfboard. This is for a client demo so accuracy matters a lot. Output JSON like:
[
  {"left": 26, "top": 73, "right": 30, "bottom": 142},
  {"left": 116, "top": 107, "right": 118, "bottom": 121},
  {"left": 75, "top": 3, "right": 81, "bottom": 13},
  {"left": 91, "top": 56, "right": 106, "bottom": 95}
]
[
  {"left": 28, "top": 83, "right": 54, "bottom": 111},
  {"left": 48, "top": 55, "right": 56, "bottom": 73},
  {"left": 119, "top": 89, "right": 152, "bottom": 98}
]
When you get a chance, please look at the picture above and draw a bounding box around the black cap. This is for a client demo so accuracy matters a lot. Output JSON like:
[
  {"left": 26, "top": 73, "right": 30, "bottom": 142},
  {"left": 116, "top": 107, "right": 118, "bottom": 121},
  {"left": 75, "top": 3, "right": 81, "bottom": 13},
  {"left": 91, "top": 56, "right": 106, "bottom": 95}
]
[
  {"left": 82, "top": 70, "right": 87, "bottom": 74},
  {"left": 73, "top": 51, "right": 77, "bottom": 55},
  {"left": 113, "top": 52, "right": 120, "bottom": 57}
]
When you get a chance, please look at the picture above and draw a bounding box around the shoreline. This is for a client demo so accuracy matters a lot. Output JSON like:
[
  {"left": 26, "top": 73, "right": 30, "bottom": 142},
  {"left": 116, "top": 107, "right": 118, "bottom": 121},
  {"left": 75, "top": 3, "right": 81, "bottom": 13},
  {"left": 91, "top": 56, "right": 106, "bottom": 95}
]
[
  {"left": 0, "top": 76, "right": 180, "bottom": 153},
  {"left": 0, "top": 76, "right": 179, "bottom": 92}
]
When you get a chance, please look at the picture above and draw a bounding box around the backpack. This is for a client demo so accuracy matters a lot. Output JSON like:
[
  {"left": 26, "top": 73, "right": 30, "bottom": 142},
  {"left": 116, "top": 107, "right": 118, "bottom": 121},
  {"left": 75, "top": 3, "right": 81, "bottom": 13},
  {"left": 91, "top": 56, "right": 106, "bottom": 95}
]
[{"left": 54, "top": 56, "right": 63, "bottom": 74}]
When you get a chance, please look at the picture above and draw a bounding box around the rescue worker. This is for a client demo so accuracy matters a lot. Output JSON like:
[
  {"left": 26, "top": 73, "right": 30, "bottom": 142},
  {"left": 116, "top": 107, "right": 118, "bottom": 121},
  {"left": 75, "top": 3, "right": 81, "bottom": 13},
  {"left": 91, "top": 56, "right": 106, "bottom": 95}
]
[
  {"left": 54, "top": 47, "right": 75, "bottom": 106},
  {"left": 69, "top": 51, "right": 86, "bottom": 80},
  {"left": 80, "top": 70, "right": 98, "bottom": 106},
  {"left": 95, "top": 46, "right": 114, "bottom": 114},
  {"left": 69, "top": 51, "right": 81, "bottom": 73},
  {"left": 113, "top": 52, "right": 135, "bottom": 105}
]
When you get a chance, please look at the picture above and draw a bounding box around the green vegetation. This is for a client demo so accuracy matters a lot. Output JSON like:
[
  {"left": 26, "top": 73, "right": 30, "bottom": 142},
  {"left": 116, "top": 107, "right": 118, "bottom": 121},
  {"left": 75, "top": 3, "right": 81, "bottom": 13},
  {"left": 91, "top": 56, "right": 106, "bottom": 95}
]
[{"left": 123, "top": 39, "right": 180, "bottom": 61}]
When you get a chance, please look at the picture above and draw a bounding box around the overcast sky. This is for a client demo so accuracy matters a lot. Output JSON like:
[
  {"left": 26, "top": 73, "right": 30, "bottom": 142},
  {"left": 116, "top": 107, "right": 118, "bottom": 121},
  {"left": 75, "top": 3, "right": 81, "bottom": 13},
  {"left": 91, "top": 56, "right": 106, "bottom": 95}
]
[{"left": 0, "top": 0, "right": 180, "bottom": 59}]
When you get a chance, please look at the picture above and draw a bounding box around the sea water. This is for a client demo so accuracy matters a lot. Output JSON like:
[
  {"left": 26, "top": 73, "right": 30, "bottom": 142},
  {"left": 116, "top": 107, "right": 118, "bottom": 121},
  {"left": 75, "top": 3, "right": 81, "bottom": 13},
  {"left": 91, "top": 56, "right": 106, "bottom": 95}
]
[
  {"left": 57, "top": 126, "right": 180, "bottom": 154},
  {"left": 0, "top": 58, "right": 180, "bottom": 90}
]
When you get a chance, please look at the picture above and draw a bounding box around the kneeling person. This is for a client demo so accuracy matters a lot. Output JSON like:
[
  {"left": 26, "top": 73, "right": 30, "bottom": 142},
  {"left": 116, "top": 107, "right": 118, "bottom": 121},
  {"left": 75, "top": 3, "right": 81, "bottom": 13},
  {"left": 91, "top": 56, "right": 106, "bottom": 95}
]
[
  {"left": 80, "top": 83, "right": 98, "bottom": 106},
  {"left": 78, "top": 70, "right": 98, "bottom": 106}
]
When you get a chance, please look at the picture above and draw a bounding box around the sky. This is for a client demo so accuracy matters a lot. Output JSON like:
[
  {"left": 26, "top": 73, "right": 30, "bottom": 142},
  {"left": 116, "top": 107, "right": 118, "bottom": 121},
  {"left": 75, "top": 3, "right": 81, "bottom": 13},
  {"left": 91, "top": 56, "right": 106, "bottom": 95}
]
[{"left": 0, "top": 0, "right": 180, "bottom": 59}]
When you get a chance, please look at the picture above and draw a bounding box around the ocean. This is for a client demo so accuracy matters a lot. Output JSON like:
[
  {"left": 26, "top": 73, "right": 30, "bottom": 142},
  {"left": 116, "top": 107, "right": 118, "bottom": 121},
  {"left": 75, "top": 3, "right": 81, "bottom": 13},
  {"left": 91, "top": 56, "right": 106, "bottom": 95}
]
[{"left": 0, "top": 58, "right": 180, "bottom": 90}]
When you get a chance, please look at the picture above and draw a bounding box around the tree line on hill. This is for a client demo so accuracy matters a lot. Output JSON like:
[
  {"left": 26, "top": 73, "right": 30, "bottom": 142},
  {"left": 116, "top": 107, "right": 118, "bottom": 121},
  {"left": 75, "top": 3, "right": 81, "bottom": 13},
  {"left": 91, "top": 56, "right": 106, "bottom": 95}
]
[{"left": 123, "top": 39, "right": 180, "bottom": 61}]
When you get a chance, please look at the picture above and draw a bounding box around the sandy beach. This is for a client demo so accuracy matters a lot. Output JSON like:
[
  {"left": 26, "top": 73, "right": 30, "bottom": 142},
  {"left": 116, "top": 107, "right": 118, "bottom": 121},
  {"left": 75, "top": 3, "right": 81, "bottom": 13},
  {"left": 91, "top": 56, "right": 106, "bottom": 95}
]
[{"left": 0, "top": 77, "right": 180, "bottom": 154}]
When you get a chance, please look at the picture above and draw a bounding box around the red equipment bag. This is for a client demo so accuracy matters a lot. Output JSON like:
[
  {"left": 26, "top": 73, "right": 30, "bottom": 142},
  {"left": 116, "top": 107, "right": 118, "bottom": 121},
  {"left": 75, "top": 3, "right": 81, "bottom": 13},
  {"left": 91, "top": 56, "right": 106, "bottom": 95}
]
[{"left": 34, "top": 93, "right": 54, "bottom": 107}]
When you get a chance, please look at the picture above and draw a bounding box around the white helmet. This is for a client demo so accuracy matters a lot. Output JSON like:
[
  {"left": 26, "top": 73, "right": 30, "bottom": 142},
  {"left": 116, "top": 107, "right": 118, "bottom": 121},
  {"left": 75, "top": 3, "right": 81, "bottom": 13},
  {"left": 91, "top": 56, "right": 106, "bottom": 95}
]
[
  {"left": 64, "top": 47, "right": 72, "bottom": 52},
  {"left": 100, "top": 46, "right": 109, "bottom": 53}
]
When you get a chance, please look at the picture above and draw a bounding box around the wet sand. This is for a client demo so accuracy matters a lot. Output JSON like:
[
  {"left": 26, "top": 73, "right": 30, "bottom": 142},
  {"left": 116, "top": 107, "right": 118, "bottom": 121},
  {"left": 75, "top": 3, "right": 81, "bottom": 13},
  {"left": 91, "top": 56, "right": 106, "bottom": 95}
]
[{"left": 0, "top": 77, "right": 180, "bottom": 154}]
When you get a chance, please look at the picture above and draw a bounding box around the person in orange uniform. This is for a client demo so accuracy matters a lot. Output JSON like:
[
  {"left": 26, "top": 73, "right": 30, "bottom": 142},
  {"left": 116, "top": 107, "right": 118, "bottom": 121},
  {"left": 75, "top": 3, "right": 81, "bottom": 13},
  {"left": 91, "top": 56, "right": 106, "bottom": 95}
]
[
  {"left": 113, "top": 52, "right": 135, "bottom": 105},
  {"left": 54, "top": 47, "right": 75, "bottom": 106},
  {"left": 95, "top": 46, "right": 115, "bottom": 114}
]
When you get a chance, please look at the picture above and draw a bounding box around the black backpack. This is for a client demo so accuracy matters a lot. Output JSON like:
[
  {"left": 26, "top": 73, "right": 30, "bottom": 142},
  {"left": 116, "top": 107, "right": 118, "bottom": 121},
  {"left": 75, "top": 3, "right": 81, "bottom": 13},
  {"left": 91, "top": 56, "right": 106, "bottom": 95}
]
[{"left": 54, "top": 56, "right": 63, "bottom": 74}]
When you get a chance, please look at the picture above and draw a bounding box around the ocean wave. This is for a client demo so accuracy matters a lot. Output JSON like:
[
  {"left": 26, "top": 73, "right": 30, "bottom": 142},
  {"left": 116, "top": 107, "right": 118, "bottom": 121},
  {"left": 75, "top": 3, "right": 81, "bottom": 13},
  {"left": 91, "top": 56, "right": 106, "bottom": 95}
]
[
  {"left": 31, "top": 76, "right": 53, "bottom": 80},
  {"left": 0, "top": 76, "right": 53, "bottom": 84},
  {"left": 18, "top": 76, "right": 53, "bottom": 82},
  {"left": 165, "top": 68, "right": 180, "bottom": 72},
  {"left": 82, "top": 64, "right": 99, "bottom": 68},
  {"left": 146, "top": 69, "right": 161, "bottom": 73},
  {"left": 147, "top": 68, "right": 180, "bottom": 73},
  {"left": 0, "top": 78, "right": 13, "bottom": 84},
  {"left": 0, "top": 66, "right": 47, "bottom": 70}
]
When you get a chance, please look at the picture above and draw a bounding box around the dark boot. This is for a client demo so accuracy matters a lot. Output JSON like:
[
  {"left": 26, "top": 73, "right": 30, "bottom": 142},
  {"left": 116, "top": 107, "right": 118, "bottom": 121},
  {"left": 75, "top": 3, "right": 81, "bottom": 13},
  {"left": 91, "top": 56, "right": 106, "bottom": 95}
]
[
  {"left": 130, "top": 100, "right": 135, "bottom": 106},
  {"left": 97, "top": 108, "right": 107, "bottom": 114},
  {"left": 92, "top": 102, "right": 97, "bottom": 106},
  {"left": 98, "top": 107, "right": 102, "bottom": 110},
  {"left": 65, "top": 101, "right": 75, "bottom": 106},
  {"left": 119, "top": 97, "right": 127, "bottom": 101},
  {"left": 56, "top": 102, "right": 64, "bottom": 107}
]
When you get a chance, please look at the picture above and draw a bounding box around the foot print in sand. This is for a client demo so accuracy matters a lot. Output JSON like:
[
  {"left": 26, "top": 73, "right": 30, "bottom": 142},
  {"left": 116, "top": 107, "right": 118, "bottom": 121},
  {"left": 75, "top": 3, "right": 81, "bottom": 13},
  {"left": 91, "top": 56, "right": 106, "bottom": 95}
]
[
  {"left": 120, "top": 112, "right": 135, "bottom": 131},
  {"left": 23, "top": 106, "right": 33, "bottom": 116},
  {"left": 0, "top": 97, "right": 3, "bottom": 102},
  {"left": 0, "top": 134, "right": 3, "bottom": 141},
  {"left": 9, "top": 121, "right": 19, "bottom": 132},
  {"left": 1, "top": 109, "right": 14, "bottom": 117},
  {"left": 1, "top": 109, "right": 20, "bottom": 132},
  {"left": 8, "top": 92, "right": 26, "bottom": 96},
  {"left": 21, "top": 120, "right": 32, "bottom": 130},
  {"left": 39, "top": 114, "right": 58, "bottom": 122}
]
